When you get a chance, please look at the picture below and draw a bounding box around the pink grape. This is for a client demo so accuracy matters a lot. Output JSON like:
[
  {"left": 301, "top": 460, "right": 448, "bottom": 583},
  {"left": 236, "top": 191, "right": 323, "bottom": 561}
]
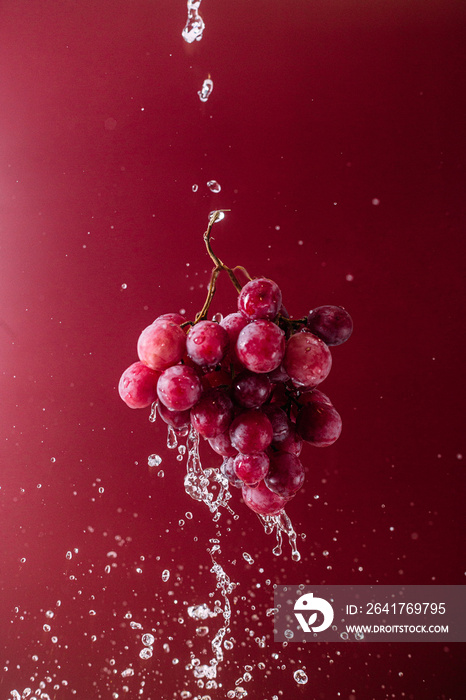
[
  {"left": 307, "top": 305, "right": 353, "bottom": 346},
  {"left": 220, "top": 312, "right": 248, "bottom": 368},
  {"left": 238, "top": 277, "right": 282, "bottom": 320},
  {"left": 154, "top": 312, "right": 187, "bottom": 325},
  {"left": 242, "top": 479, "right": 288, "bottom": 516},
  {"left": 261, "top": 405, "right": 291, "bottom": 443},
  {"left": 229, "top": 410, "right": 273, "bottom": 453},
  {"left": 118, "top": 361, "right": 160, "bottom": 409},
  {"left": 186, "top": 320, "right": 229, "bottom": 368},
  {"left": 208, "top": 431, "right": 238, "bottom": 458},
  {"left": 156, "top": 364, "right": 202, "bottom": 411},
  {"left": 296, "top": 401, "right": 342, "bottom": 446},
  {"left": 284, "top": 331, "right": 332, "bottom": 388},
  {"left": 157, "top": 402, "right": 191, "bottom": 430},
  {"left": 137, "top": 320, "right": 186, "bottom": 371},
  {"left": 298, "top": 388, "right": 333, "bottom": 406},
  {"left": 232, "top": 370, "right": 272, "bottom": 408},
  {"left": 236, "top": 320, "right": 285, "bottom": 373},
  {"left": 234, "top": 452, "right": 270, "bottom": 486},
  {"left": 276, "top": 427, "right": 303, "bottom": 456},
  {"left": 265, "top": 451, "right": 305, "bottom": 499},
  {"left": 190, "top": 388, "right": 233, "bottom": 438}
]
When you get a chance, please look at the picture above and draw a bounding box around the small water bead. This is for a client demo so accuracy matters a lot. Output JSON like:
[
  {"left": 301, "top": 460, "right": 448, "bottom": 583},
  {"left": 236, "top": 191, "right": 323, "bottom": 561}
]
[
  {"left": 142, "top": 633, "right": 155, "bottom": 646},
  {"left": 50, "top": 457, "right": 56, "bottom": 463},
  {"left": 43, "top": 624, "right": 51, "bottom": 632},
  {"left": 158, "top": 470, "right": 165, "bottom": 478},
  {"left": 242, "top": 552, "right": 254, "bottom": 565},
  {"left": 354, "top": 631, "right": 364, "bottom": 640},
  {"left": 293, "top": 669, "right": 308, "bottom": 685},
  {"left": 45, "top": 611, "right": 54, "bottom": 619},
  {"left": 167, "top": 426, "right": 178, "bottom": 449},
  {"left": 284, "top": 629, "right": 294, "bottom": 640},
  {"left": 196, "top": 626, "right": 209, "bottom": 637},
  {"left": 198, "top": 78, "right": 213, "bottom": 102},
  {"left": 130, "top": 621, "right": 143, "bottom": 630},
  {"left": 185, "top": 512, "right": 193, "bottom": 520},
  {"left": 340, "top": 632, "right": 349, "bottom": 640},
  {"left": 162, "top": 569, "right": 170, "bottom": 582},
  {"left": 207, "top": 180, "right": 221, "bottom": 193},
  {"left": 139, "top": 647, "right": 153, "bottom": 660},
  {"left": 120, "top": 283, "right": 127, "bottom": 290},
  {"left": 65, "top": 551, "right": 72, "bottom": 560},
  {"left": 121, "top": 669, "right": 134, "bottom": 678},
  {"left": 192, "top": 184, "right": 199, "bottom": 192},
  {"left": 148, "top": 454, "right": 162, "bottom": 467}
]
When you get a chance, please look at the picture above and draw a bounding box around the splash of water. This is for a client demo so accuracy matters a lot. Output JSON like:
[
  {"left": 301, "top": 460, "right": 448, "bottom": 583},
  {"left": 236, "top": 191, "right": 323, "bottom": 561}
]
[{"left": 182, "top": 0, "right": 205, "bottom": 43}]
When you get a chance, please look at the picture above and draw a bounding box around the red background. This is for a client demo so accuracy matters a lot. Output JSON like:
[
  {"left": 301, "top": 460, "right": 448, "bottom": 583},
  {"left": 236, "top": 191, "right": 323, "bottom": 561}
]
[{"left": 0, "top": 1, "right": 465, "bottom": 698}]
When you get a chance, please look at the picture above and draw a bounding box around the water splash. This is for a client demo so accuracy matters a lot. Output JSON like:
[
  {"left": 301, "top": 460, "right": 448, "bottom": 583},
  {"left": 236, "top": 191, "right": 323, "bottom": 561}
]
[
  {"left": 182, "top": 0, "right": 205, "bottom": 43},
  {"left": 187, "top": 541, "right": 236, "bottom": 680},
  {"left": 259, "top": 511, "right": 301, "bottom": 561}
]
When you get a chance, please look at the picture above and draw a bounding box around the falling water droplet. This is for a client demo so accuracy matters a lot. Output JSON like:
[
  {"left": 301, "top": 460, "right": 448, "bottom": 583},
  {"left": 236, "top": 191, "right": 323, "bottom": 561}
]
[
  {"left": 198, "top": 78, "right": 213, "bottom": 102},
  {"left": 148, "top": 454, "right": 162, "bottom": 467},
  {"left": 162, "top": 569, "right": 170, "bottom": 582},
  {"left": 207, "top": 180, "right": 221, "bottom": 193},
  {"left": 142, "top": 633, "right": 155, "bottom": 646},
  {"left": 293, "top": 669, "right": 308, "bottom": 685},
  {"left": 182, "top": 0, "right": 205, "bottom": 43}
]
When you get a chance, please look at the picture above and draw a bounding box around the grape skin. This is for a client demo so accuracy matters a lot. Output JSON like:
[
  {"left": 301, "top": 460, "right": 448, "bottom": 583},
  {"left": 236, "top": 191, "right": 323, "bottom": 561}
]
[
  {"left": 118, "top": 361, "right": 160, "bottom": 409},
  {"left": 186, "top": 320, "right": 229, "bottom": 368},
  {"left": 234, "top": 452, "right": 270, "bottom": 486},
  {"left": 232, "top": 370, "right": 272, "bottom": 408},
  {"left": 137, "top": 320, "right": 186, "bottom": 371},
  {"left": 190, "top": 388, "right": 233, "bottom": 438},
  {"left": 157, "top": 401, "right": 191, "bottom": 430},
  {"left": 307, "top": 305, "right": 353, "bottom": 346},
  {"left": 242, "top": 479, "right": 288, "bottom": 516},
  {"left": 229, "top": 410, "right": 273, "bottom": 454},
  {"left": 236, "top": 320, "right": 285, "bottom": 373},
  {"left": 238, "top": 277, "right": 282, "bottom": 321},
  {"left": 156, "top": 364, "right": 202, "bottom": 411},
  {"left": 296, "top": 401, "right": 342, "bottom": 447},
  {"left": 265, "top": 451, "right": 305, "bottom": 499},
  {"left": 284, "top": 330, "right": 332, "bottom": 388},
  {"left": 208, "top": 431, "right": 238, "bottom": 458}
]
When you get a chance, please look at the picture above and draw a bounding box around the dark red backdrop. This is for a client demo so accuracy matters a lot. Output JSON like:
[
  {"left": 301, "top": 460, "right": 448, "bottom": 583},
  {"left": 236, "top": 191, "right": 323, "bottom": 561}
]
[{"left": 0, "top": 1, "right": 465, "bottom": 698}]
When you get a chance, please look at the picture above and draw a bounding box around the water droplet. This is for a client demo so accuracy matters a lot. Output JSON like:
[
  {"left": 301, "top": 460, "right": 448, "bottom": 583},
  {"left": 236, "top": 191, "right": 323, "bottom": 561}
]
[
  {"left": 139, "top": 647, "right": 153, "bottom": 660},
  {"left": 293, "top": 669, "right": 308, "bottom": 685},
  {"left": 182, "top": 0, "right": 205, "bottom": 43},
  {"left": 50, "top": 457, "right": 56, "bottom": 463},
  {"left": 157, "top": 469, "right": 165, "bottom": 477},
  {"left": 120, "top": 283, "right": 127, "bottom": 290},
  {"left": 65, "top": 551, "right": 72, "bottom": 560},
  {"left": 192, "top": 184, "right": 199, "bottom": 192},
  {"left": 355, "top": 630, "right": 364, "bottom": 640},
  {"left": 209, "top": 210, "right": 225, "bottom": 222},
  {"left": 196, "top": 626, "right": 209, "bottom": 637},
  {"left": 167, "top": 426, "right": 178, "bottom": 449},
  {"left": 284, "top": 629, "right": 294, "bottom": 640},
  {"left": 340, "top": 632, "right": 349, "bottom": 640},
  {"left": 207, "top": 180, "right": 221, "bottom": 193},
  {"left": 142, "top": 633, "right": 155, "bottom": 646},
  {"left": 149, "top": 401, "right": 158, "bottom": 422},
  {"left": 121, "top": 668, "right": 134, "bottom": 678},
  {"left": 162, "top": 569, "right": 170, "bottom": 582},
  {"left": 242, "top": 552, "right": 254, "bottom": 565},
  {"left": 43, "top": 624, "right": 51, "bottom": 632},
  {"left": 198, "top": 78, "right": 213, "bottom": 102},
  {"left": 148, "top": 454, "right": 162, "bottom": 467},
  {"left": 45, "top": 611, "right": 54, "bottom": 619}
]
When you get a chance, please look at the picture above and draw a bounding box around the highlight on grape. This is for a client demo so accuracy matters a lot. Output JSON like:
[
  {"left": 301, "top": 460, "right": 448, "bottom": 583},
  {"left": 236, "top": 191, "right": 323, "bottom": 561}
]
[{"left": 118, "top": 210, "right": 352, "bottom": 518}]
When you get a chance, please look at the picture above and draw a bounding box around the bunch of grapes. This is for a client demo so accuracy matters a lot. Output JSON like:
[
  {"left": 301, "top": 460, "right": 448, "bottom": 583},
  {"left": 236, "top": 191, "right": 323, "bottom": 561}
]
[{"left": 118, "top": 212, "right": 352, "bottom": 518}]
